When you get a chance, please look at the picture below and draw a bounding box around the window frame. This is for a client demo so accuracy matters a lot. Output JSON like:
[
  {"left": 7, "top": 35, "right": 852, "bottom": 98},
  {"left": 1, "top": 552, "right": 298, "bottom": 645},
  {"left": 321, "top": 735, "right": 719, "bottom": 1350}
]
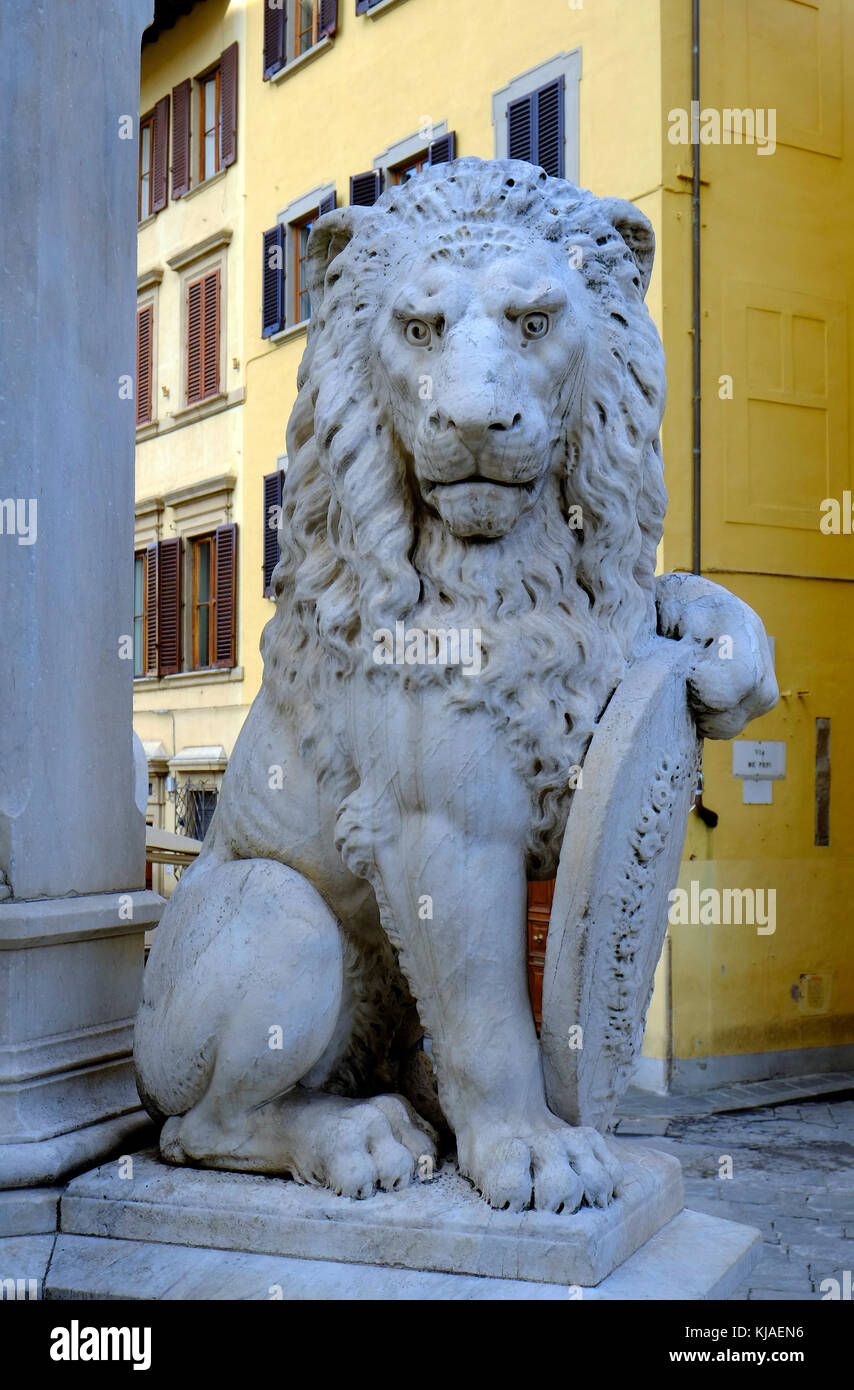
[
  {"left": 138, "top": 110, "right": 155, "bottom": 221},
  {"left": 295, "top": 0, "right": 319, "bottom": 58},
  {"left": 389, "top": 151, "right": 428, "bottom": 186},
  {"left": 197, "top": 63, "right": 222, "bottom": 185},
  {"left": 264, "top": 0, "right": 337, "bottom": 82},
  {"left": 133, "top": 549, "right": 149, "bottom": 677},
  {"left": 492, "top": 50, "right": 581, "bottom": 185},
  {"left": 291, "top": 209, "right": 315, "bottom": 325},
  {"left": 273, "top": 182, "right": 334, "bottom": 333},
  {"left": 191, "top": 532, "right": 216, "bottom": 671},
  {"left": 372, "top": 121, "right": 453, "bottom": 189}
]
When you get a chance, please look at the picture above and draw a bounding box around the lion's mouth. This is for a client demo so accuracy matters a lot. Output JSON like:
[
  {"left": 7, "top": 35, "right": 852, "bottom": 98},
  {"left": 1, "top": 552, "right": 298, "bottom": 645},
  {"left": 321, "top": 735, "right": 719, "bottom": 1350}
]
[{"left": 423, "top": 475, "right": 538, "bottom": 494}]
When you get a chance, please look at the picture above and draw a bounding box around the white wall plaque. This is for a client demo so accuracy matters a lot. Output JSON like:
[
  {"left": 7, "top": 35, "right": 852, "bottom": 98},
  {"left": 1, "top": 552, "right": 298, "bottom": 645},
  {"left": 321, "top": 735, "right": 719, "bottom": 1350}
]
[{"left": 732, "top": 740, "right": 786, "bottom": 781}]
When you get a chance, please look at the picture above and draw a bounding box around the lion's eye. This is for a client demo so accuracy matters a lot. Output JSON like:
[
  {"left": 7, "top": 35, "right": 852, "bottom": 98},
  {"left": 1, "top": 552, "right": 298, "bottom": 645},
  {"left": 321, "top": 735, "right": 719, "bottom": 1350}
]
[
  {"left": 521, "top": 311, "right": 550, "bottom": 340},
  {"left": 404, "top": 319, "right": 432, "bottom": 346}
]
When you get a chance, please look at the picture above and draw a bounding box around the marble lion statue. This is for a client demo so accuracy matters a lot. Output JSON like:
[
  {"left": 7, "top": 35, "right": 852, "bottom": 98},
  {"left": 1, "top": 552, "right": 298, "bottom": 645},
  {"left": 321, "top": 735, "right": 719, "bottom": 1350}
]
[{"left": 135, "top": 158, "right": 777, "bottom": 1212}]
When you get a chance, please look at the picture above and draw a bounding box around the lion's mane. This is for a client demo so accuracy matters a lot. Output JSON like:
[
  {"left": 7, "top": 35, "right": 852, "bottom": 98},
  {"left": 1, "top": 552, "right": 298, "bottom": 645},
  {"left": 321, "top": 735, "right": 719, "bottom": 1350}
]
[{"left": 262, "top": 158, "right": 667, "bottom": 875}]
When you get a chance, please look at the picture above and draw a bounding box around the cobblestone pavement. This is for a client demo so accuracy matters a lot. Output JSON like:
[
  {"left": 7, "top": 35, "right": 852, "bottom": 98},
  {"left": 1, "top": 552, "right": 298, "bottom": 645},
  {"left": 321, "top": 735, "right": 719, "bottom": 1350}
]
[{"left": 621, "top": 1091, "right": 854, "bottom": 1300}]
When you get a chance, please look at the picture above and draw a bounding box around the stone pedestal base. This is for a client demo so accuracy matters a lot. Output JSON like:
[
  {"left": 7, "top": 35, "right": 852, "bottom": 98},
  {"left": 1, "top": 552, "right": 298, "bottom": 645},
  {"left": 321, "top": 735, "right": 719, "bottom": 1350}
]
[
  {"left": 57, "top": 1142, "right": 684, "bottom": 1286},
  {"left": 39, "top": 1140, "right": 759, "bottom": 1298},
  {"left": 0, "top": 891, "right": 163, "bottom": 1193}
]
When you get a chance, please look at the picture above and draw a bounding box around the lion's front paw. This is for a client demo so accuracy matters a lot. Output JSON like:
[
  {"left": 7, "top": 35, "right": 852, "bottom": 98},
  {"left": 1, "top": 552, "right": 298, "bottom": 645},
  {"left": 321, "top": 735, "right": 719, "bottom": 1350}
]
[
  {"left": 655, "top": 573, "right": 778, "bottom": 739},
  {"left": 457, "top": 1120, "right": 622, "bottom": 1214}
]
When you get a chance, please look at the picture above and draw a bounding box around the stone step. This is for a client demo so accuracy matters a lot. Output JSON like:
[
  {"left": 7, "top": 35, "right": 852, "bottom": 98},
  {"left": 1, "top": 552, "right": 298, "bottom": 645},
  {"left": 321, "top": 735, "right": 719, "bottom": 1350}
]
[{"left": 45, "top": 1211, "right": 761, "bottom": 1302}]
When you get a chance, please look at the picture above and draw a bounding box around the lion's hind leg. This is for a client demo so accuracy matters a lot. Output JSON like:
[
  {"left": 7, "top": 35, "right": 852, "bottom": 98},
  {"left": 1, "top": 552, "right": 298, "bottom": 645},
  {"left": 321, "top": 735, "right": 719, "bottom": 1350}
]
[
  {"left": 136, "top": 856, "right": 437, "bottom": 1193},
  {"left": 135, "top": 857, "right": 345, "bottom": 1164}
]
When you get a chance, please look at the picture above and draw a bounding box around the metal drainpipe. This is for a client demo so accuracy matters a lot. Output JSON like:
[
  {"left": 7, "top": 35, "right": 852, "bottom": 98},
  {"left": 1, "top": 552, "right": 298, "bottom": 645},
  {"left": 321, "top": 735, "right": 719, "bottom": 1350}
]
[{"left": 692, "top": 0, "right": 702, "bottom": 574}]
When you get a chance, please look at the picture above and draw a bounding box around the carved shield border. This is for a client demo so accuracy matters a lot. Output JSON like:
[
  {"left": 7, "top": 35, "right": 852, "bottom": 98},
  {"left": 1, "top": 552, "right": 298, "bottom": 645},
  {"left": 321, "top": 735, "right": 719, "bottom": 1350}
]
[{"left": 541, "top": 636, "right": 701, "bottom": 1132}]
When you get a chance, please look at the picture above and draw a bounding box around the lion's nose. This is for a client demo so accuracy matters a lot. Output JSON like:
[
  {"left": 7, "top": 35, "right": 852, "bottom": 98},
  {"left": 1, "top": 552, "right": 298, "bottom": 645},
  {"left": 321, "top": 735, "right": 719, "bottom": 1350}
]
[{"left": 430, "top": 408, "right": 523, "bottom": 448}]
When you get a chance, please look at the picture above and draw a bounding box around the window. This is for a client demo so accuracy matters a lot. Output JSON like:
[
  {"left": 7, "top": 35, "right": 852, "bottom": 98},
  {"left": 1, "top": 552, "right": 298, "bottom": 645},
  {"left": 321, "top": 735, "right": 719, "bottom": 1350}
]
[
  {"left": 369, "top": 128, "right": 456, "bottom": 197},
  {"left": 199, "top": 68, "right": 221, "bottom": 182},
  {"left": 133, "top": 551, "right": 148, "bottom": 676},
  {"left": 186, "top": 269, "right": 220, "bottom": 404},
  {"left": 263, "top": 1, "right": 337, "bottom": 78},
  {"left": 507, "top": 78, "right": 564, "bottom": 178},
  {"left": 136, "top": 302, "right": 154, "bottom": 426},
  {"left": 136, "top": 482, "right": 238, "bottom": 679},
  {"left": 186, "top": 786, "right": 219, "bottom": 841},
  {"left": 193, "top": 535, "right": 215, "bottom": 668},
  {"left": 293, "top": 212, "right": 314, "bottom": 323},
  {"left": 174, "top": 43, "right": 237, "bottom": 195},
  {"left": 492, "top": 51, "right": 581, "bottom": 184},
  {"left": 138, "top": 95, "right": 169, "bottom": 219},
  {"left": 296, "top": 0, "right": 317, "bottom": 54},
  {"left": 190, "top": 526, "right": 237, "bottom": 670},
  {"left": 262, "top": 185, "right": 335, "bottom": 337},
  {"left": 139, "top": 113, "right": 154, "bottom": 219},
  {"left": 390, "top": 154, "right": 426, "bottom": 186},
  {"left": 176, "top": 783, "right": 219, "bottom": 841}
]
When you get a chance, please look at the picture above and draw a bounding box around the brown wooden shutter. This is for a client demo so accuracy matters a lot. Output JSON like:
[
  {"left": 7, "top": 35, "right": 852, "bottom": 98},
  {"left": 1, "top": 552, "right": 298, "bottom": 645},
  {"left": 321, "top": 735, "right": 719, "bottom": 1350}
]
[
  {"left": 263, "top": 471, "right": 284, "bottom": 595},
  {"left": 213, "top": 523, "right": 237, "bottom": 667},
  {"left": 171, "top": 79, "right": 191, "bottom": 197},
  {"left": 202, "top": 269, "right": 220, "bottom": 398},
  {"left": 145, "top": 542, "right": 158, "bottom": 676},
  {"left": 349, "top": 170, "right": 381, "bottom": 206},
  {"left": 186, "top": 277, "right": 203, "bottom": 402},
  {"left": 318, "top": 0, "right": 338, "bottom": 38},
  {"left": 429, "top": 131, "right": 455, "bottom": 165},
  {"left": 136, "top": 304, "right": 154, "bottom": 426},
  {"left": 157, "top": 537, "right": 183, "bottom": 676},
  {"left": 318, "top": 190, "right": 336, "bottom": 216},
  {"left": 151, "top": 94, "right": 170, "bottom": 212},
  {"left": 220, "top": 42, "right": 238, "bottom": 168},
  {"left": 263, "top": 0, "right": 286, "bottom": 78},
  {"left": 187, "top": 270, "right": 220, "bottom": 403}
]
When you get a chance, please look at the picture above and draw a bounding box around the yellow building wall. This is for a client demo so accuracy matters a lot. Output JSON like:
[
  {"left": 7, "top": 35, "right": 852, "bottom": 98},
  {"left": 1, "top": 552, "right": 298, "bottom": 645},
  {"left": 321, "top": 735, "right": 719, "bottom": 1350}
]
[
  {"left": 648, "top": 0, "right": 854, "bottom": 1083},
  {"left": 134, "top": 0, "right": 250, "bottom": 781}
]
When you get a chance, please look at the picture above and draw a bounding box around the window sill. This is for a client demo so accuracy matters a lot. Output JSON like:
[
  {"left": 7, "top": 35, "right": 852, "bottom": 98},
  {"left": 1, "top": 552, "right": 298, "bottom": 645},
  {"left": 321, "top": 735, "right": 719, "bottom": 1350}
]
[
  {"left": 173, "top": 390, "right": 227, "bottom": 419},
  {"left": 269, "top": 36, "right": 333, "bottom": 85},
  {"left": 134, "top": 665, "right": 244, "bottom": 692},
  {"left": 137, "top": 387, "right": 245, "bottom": 438},
  {"left": 181, "top": 167, "right": 228, "bottom": 203},
  {"left": 361, "top": 0, "right": 412, "bottom": 18},
  {"left": 269, "top": 320, "right": 308, "bottom": 346},
  {"left": 137, "top": 212, "right": 157, "bottom": 231}
]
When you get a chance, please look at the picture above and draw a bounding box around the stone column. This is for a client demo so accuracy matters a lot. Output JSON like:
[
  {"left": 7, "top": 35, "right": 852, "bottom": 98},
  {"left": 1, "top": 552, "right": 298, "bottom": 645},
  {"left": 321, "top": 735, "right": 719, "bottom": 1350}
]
[{"left": 0, "top": 0, "right": 160, "bottom": 1230}]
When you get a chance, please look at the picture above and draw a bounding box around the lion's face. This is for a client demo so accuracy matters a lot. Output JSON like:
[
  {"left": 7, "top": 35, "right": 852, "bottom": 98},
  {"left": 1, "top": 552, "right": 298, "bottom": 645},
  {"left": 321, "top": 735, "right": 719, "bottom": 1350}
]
[{"left": 371, "top": 239, "right": 588, "bottom": 540}]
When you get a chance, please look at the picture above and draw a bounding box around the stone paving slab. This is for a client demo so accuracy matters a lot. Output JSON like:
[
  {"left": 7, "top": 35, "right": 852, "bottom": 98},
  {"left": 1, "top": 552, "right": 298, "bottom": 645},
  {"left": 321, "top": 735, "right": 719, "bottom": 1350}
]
[
  {"left": 617, "top": 1071, "right": 854, "bottom": 1122},
  {"left": 0, "top": 1234, "right": 55, "bottom": 1298},
  {"left": 626, "top": 1091, "right": 854, "bottom": 1301}
]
